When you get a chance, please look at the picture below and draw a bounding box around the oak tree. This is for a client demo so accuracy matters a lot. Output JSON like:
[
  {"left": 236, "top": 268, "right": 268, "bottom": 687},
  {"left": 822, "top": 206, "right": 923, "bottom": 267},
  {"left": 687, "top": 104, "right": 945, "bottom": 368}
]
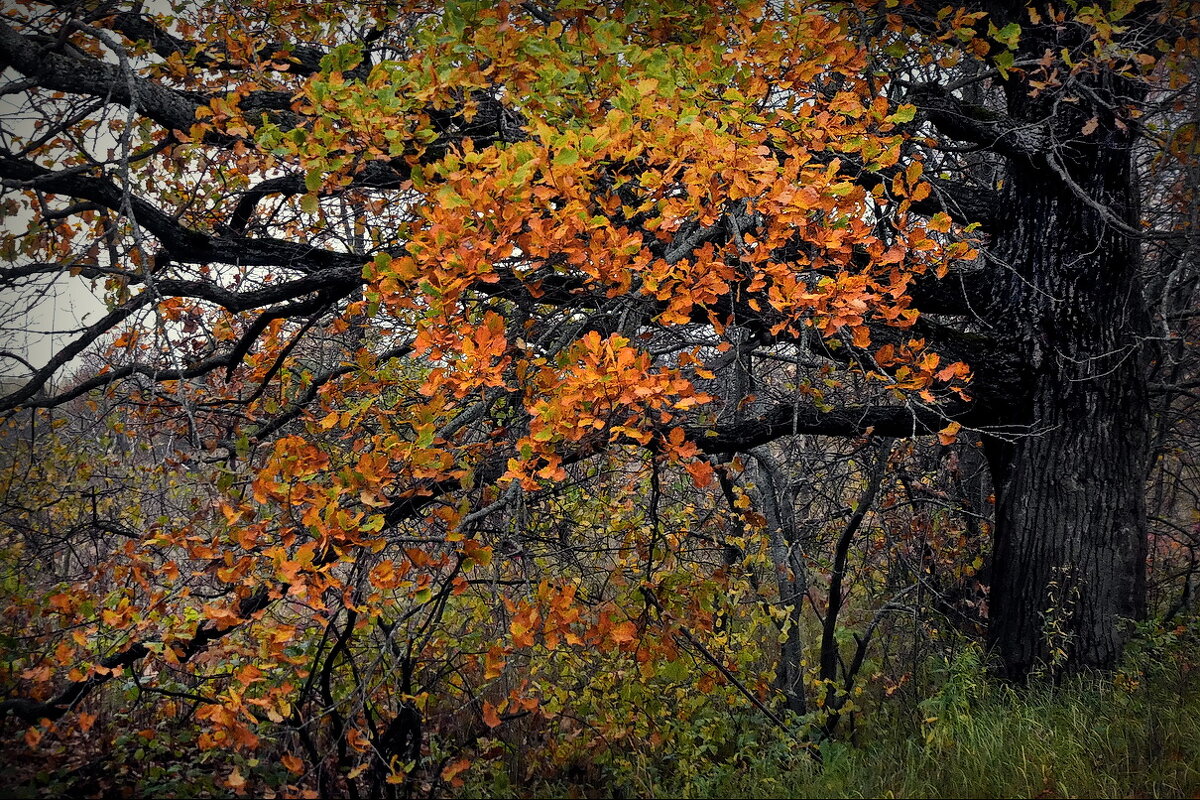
[{"left": 0, "top": 0, "right": 1197, "bottom": 792}]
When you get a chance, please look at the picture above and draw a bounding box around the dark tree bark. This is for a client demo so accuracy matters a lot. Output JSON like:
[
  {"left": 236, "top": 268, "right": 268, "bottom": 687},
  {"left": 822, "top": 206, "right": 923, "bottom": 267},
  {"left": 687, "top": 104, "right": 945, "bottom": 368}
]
[{"left": 972, "top": 39, "right": 1153, "bottom": 679}]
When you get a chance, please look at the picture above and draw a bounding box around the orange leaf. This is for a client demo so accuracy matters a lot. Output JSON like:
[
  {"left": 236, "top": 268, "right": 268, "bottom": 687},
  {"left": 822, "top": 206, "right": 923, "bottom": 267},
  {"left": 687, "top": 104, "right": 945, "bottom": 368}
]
[
  {"left": 24, "top": 726, "right": 42, "bottom": 748},
  {"left": 441, "top": 757, "right": 471, "bottom": 782},
  {"left": 346, "top": 727, "right": 372, "bottom": 752},
  {"left": 226, "top": 767, "right": 246, "bottom": 791},
  {"left": 938, "top": 421, "right": 962, "bottom": 446},
  {"left": 482, "top": 700, "right": 502, "bottom": 728},
  {"left": 935, "top": 361, "right": 969, "bottom": 382},
  {"left": 484, "top": 646, "right": 507, "bottom": 680},
  {"left": 685, "top": 460, "right": 715, "bottom": 488},
  {"left": 610, "top": 620, "right": 638, "bottom": 644}
]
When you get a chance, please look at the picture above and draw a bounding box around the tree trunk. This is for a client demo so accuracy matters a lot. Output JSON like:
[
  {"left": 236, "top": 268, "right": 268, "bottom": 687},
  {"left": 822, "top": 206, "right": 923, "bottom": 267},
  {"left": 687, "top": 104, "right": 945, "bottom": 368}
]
[
  {"left": 986, "top": 366, "right": 1149, "bottom": 679},
  {"left": 751, "top": 450, "right": 809, "bottom": 715},
  {"left": 983, "top": 90, "right": 1151, "bottom": 679}
]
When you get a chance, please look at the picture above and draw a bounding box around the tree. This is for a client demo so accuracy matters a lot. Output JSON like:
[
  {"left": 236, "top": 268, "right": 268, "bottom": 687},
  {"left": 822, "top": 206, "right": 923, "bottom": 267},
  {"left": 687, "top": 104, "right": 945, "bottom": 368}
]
[{"left": 0, "top": 0, "right": 1196, "bottom": 792}]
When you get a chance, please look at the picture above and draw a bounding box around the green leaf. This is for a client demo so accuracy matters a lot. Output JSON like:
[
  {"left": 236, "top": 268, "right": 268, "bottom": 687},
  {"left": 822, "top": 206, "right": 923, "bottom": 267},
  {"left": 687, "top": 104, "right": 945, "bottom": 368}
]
[
  {"left": 436, "top": 185, "right": 470, "bottom": 209},
  {"left": 995, "top": 22, "right": 1021, "bottom": 49},
  {"left": 416, "top": 425, "right": 435, "bottom": 449},
  {"left": 887, "top": 104, "right": 917, "bottom": 124},
  {"left": 553, "top": 148, "right": 580, "bottom": 166},
  {"left": 304, "top": 169, "right": 323, "bottom": 193},
  {"left": 995, "top": 50, "right": 1015, "bottom": 79},
  {"left": 319, "top": 43, "right": 363, "bottom": 73}
]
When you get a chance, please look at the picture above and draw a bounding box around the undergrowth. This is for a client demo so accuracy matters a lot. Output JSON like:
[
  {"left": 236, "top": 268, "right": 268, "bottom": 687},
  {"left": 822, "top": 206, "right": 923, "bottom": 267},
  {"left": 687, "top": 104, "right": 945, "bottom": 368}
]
[
  {"left": 11, "top": 624, "right": 1200, "bottom": 798},
  {"left": 496, "top": 622, "right": 1200, "bottom": 799}
]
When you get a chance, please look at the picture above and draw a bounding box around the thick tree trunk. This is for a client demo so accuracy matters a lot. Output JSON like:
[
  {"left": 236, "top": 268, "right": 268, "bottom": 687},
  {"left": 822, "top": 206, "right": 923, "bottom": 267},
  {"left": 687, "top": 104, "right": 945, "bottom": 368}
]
[
  {"left": 986, "top": 367, "right": 1149, "bottom": 679},
  {"left": 983, "top": 96, "right": 1151, "bottom": 679}
]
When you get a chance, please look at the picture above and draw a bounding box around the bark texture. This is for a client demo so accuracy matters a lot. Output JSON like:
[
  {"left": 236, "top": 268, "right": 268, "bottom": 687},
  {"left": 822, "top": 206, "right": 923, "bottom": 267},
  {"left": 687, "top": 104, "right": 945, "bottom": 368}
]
[{"left": 981, "top": 62, "right": 1151, "bottom": 678}]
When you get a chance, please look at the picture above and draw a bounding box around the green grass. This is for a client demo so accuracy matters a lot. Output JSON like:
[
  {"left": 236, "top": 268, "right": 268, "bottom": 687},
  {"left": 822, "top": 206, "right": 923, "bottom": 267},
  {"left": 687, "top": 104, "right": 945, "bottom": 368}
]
[
  {"left": 747, "top": 687, "right": 1200, "bottom": 799},
  {"left": 632, "top": 646, "right": 1200, "bottom": 800}
]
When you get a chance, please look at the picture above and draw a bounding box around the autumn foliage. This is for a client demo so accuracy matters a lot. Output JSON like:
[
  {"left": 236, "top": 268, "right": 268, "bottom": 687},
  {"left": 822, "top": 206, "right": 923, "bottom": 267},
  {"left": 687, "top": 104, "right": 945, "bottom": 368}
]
[{"left": 0, "top": 0, "right": 1197, "bottom": 797}]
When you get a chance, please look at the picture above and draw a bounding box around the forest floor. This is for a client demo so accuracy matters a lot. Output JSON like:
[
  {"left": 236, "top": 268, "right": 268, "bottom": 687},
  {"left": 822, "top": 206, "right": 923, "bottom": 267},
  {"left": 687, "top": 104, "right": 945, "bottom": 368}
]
[{"left": 523, "top": 633, "right": 1200, "bottom": 800}]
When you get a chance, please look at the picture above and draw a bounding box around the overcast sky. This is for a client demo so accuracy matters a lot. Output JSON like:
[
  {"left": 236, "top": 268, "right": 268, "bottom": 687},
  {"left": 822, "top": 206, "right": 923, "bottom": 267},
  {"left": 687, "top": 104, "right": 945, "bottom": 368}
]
[{"left": 1, "top": 44, "right": 117, "bottom": 384}]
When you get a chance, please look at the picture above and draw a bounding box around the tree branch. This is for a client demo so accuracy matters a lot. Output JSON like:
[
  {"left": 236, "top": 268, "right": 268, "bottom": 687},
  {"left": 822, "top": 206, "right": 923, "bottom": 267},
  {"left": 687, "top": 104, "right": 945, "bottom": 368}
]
[
  {"left": 0, "top": 152, "right": 366, "bottom": 273},
  {"left": 906, "top": 81, "right": 1043, "bottom": 165},
  {"left": 0, "top": 585, "right": 274, "bottom": 724}
]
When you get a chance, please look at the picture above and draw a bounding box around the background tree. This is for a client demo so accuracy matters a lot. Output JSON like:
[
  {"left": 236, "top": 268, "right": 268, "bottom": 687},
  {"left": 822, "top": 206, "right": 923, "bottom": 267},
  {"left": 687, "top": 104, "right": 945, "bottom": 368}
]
[{"left": 0, "top": 0, "right": 1197, "bottom": 795}]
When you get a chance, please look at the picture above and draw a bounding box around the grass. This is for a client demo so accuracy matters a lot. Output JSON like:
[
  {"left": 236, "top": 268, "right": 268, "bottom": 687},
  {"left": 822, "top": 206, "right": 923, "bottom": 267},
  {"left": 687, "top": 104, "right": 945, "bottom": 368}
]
[
  {"left": 630, "top": 647, "right": 1200, "bottom": 799},
  {"left": 769, "top": 684, "right": 1200, "bottom": 799}
]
